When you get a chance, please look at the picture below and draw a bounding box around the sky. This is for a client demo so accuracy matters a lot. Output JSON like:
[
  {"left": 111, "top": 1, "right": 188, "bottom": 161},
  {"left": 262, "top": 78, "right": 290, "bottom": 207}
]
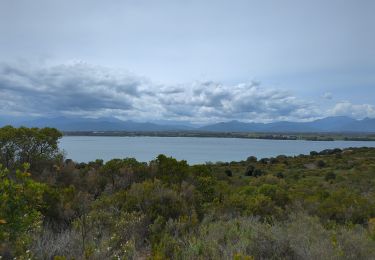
[{"left": 0, "top": 0, "right": 374, "bottom": 124}]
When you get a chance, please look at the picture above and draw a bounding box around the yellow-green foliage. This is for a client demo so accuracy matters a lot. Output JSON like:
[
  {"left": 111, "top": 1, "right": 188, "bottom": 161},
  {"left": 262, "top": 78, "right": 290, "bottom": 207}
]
[{"left": 0, "top": 163, "right": 46, "bottom": 256}]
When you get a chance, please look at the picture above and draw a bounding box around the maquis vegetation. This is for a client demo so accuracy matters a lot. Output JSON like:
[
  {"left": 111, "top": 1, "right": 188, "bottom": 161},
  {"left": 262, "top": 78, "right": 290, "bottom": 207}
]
[{"left": 1, "top": 126, "right": 375, "bottom": 259}]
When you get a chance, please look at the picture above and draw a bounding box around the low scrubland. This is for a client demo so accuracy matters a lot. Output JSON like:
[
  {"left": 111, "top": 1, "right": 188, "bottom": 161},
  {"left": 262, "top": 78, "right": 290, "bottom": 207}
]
[{"left": 1, "top": 126, "right": 375, "bottom": 259}]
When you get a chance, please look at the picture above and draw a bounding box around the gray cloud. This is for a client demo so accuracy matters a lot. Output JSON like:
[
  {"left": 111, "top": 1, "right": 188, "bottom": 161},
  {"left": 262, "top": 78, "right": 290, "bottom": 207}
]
[
  {"left": 0, "top": 62, "right": 147, "bottom": 116},
  {"left": 156, "top": 81, "right": 318, "bottom": 123},
  {"left": 0, "top": 62, "right": 373, "bottom": 123}
]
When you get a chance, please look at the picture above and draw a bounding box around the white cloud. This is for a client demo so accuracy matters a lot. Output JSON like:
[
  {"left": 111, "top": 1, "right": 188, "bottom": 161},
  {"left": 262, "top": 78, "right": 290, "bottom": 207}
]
[
  {"left": 156, "top": 81, "right": 318, "bottom": 123},
  {"left": 328, "top": 101, "right": 375, "bottom": 119}
]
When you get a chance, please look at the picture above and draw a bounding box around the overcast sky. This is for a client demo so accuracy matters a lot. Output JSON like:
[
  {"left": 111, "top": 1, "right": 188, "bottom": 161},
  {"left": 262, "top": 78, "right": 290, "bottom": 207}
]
[{"left": 0, "top": 0, "right": 374, "bottom": 123}]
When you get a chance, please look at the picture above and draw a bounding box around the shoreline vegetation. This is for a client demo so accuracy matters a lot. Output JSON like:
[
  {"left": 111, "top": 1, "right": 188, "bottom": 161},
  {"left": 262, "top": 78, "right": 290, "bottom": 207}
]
[
  {"left": 63, "top": 130, "right": 375, "bottom": 141},
  {"left": 1, "top": 126, "right": 375, "bottom": 259}
]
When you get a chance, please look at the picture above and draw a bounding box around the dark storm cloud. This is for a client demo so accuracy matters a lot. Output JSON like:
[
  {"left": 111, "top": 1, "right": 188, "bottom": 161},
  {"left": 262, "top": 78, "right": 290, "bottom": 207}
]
[{"left": 0, "top": 62, "right": 146, "bottom": 116}]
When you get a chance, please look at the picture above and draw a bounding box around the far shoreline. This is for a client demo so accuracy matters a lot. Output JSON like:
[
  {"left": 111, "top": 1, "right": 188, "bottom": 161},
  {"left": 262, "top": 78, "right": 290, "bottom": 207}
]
[{"left": 62, "top": 131, "right": 375, "bottom": 141}]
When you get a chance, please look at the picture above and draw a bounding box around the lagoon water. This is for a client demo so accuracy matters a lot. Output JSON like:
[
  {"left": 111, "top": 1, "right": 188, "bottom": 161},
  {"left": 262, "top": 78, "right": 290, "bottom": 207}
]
[{"left": 59, "top": 136, "right": 375, "bottom": 164}]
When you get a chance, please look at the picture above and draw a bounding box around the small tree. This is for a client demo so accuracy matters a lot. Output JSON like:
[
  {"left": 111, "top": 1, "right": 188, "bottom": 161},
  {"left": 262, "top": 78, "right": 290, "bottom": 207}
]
[
  {"left": 0, "top": 126, "right": 62, "bottom": 171},
  {"left": 246, "top": 156, "right": 257, "bottom": 163},
  {"left": 153, "top": 154, "right": 189, "bottom": 184},
  {"left": 225, "top": 169, "right": 233, "bottom": 177},
  {"left": 245, "top": 165, "right": 255, "bottom": 176},
  {"left": 0, "top": 163, "right": 46, "bottom": 256}
]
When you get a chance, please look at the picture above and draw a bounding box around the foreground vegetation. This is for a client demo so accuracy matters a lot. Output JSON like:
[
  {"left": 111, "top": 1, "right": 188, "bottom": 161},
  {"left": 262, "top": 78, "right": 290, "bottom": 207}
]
[{"left": 1, "top": 126, "right": 375, "bottom": 259}]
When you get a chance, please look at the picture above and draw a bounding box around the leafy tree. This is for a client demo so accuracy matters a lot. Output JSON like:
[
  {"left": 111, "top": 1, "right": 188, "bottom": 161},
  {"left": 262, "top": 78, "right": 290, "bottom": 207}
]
[
  {"left": 0, "top": 126, "right": 17, "bottom": 169},
  {"left": 246, "top": 156, "right": 257, "bottom": 163},
  {"left": 225, "top": 169, "right": 233, "bottom": 177},
  {"left": 101, "top": 157, "right": 147, "bottom": 191},
  {"left": 101, "top": 159, "right": 125, "bottom": 190},
  {"left": 153, "top": 154, "right": 189, "bottom": 184},
  {"left": 245, "top": 165, "right": 255, "bottom": 176},
  {"left": 0, "top": 163, "right": 46, "bottom": 256},
  {"left": 0, "top": 126, "right": 62, "bottom": 171}
]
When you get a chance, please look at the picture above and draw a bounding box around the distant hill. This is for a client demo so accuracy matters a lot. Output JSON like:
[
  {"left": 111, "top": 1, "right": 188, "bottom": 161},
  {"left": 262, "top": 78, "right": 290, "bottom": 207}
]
[
  {"left": 199, "top": 116, "right": 375, "bottom": 133},
  {"left": 1, "top": 116, "right": 375, "bottom": 133},
  {"left": 198, "top": 120, "right": 265, "bottom": 132},
  {"left": 6, "top": 116, "right": 192, "bottom": 132}
]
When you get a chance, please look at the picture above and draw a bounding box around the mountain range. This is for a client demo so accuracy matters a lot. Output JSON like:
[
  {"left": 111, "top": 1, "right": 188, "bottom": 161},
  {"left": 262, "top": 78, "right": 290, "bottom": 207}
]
[
  {"left": 199, "top": 116, "right": 375, "bottom": 133},
  {"left": 1, "top": 116, "right": 375, "bottom": 133}
]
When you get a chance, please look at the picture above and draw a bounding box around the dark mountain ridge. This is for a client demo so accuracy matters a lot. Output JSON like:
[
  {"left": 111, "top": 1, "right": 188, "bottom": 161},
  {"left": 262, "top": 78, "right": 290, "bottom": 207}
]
[
  {"left": 1, "top": 116, "right": 375, "bottom": 133},
  {"left": 199, "top": 116, "right": 375, "bottom": 133}
]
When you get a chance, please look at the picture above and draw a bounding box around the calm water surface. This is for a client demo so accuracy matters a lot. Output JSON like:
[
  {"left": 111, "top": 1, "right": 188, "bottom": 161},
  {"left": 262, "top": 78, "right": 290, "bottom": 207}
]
[{"left": 60, "top": 136, "right": 375, "bottom": 164}]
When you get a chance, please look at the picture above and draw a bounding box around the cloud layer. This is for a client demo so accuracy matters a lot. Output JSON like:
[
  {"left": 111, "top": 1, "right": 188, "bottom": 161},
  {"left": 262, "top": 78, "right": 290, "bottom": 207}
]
[
  {"left": 328, "top": 102, "right": 375, "bottom": 119},
  {"left": 0, "top": 62, "right": 373, "bottom": 123}
]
